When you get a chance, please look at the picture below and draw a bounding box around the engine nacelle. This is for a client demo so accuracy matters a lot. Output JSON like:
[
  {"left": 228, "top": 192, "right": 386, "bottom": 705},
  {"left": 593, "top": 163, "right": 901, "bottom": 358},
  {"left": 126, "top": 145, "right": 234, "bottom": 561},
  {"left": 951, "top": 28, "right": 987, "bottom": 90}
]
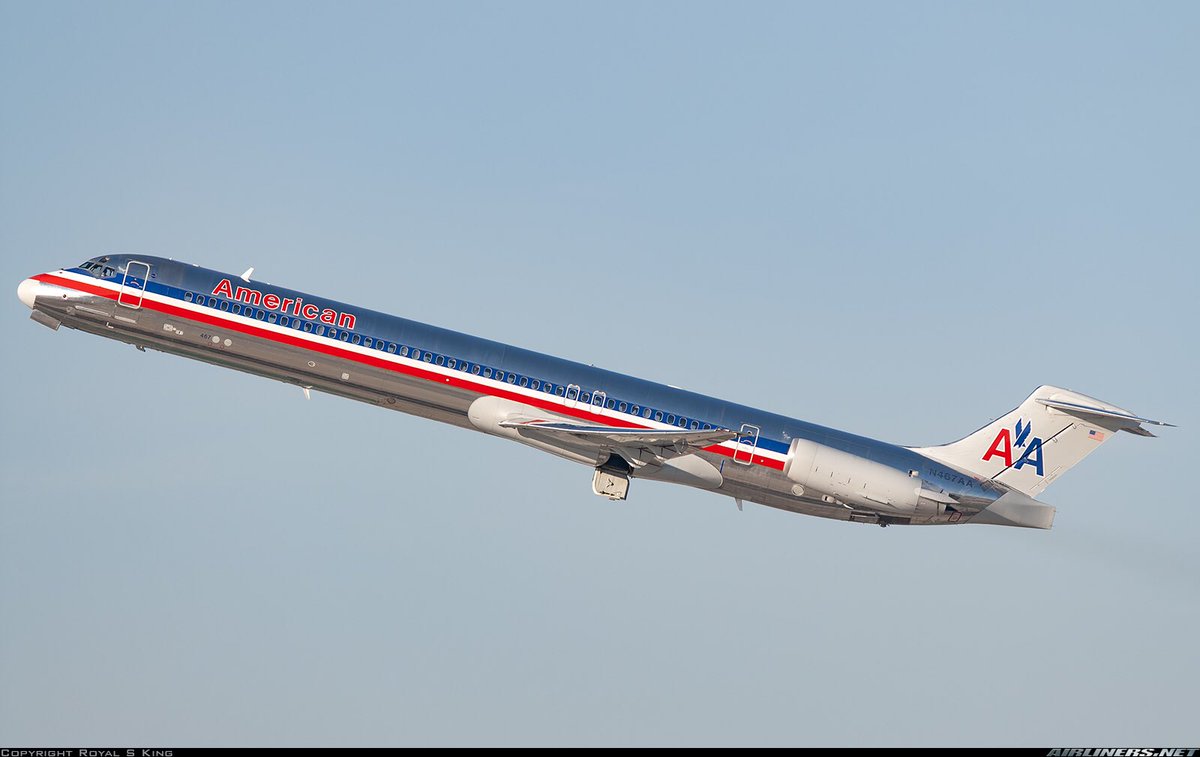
[{"left": 785, "top": 439, "right": 944, "bottom": 518}]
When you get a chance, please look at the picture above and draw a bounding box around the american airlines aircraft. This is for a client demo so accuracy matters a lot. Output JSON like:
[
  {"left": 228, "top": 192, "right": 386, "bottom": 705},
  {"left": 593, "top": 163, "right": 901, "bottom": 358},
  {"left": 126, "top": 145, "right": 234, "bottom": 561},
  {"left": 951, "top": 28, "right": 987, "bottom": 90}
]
[{"left": 17, "top": 255, "right": 1171, "bottom": 529}]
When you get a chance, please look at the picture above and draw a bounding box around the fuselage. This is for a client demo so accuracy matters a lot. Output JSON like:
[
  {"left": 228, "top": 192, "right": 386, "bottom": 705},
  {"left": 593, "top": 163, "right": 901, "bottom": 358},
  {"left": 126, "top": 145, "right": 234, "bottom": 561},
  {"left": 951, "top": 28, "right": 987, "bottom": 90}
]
[{"left": 18, "top": 254, "right": 1004, "bottom": 526}]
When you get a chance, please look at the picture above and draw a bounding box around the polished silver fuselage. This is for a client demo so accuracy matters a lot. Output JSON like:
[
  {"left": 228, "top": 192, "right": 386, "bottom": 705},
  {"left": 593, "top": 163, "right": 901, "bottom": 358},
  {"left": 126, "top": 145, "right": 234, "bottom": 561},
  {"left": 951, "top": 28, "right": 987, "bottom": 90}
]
[{"left": 20, "top": 256, "right": 1004, "bottom": 526}]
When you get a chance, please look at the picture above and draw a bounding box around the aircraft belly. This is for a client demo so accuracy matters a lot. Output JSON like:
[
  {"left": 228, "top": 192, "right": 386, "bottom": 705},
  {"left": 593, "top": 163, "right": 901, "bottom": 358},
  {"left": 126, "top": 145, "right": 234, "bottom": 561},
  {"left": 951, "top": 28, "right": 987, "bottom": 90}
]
[{"left": 43, "top": 295, "right": 481, "bottom": 429}]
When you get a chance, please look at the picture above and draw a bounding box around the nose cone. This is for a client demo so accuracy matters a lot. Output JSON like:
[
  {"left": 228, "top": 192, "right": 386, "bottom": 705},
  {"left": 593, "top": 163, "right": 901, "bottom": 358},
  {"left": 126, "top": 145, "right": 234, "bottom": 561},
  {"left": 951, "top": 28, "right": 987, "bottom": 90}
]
[{"left": 17, "top": 278, "right": 41, "bottom": 309}]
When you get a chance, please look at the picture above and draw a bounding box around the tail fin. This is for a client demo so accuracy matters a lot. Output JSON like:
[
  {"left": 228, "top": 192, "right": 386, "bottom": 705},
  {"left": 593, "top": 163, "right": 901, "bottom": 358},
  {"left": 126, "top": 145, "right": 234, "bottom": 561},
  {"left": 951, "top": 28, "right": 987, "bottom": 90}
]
[{"left": 910, "top": 385, "right": 1172, "bottom": 497}]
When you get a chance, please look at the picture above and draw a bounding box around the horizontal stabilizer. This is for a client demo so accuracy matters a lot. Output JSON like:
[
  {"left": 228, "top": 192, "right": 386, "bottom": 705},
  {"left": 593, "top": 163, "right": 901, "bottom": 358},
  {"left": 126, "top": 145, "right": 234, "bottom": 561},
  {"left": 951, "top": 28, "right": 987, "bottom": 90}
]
[{"left": 1035, "top": 397, "right": 1174, "bottom": 436}]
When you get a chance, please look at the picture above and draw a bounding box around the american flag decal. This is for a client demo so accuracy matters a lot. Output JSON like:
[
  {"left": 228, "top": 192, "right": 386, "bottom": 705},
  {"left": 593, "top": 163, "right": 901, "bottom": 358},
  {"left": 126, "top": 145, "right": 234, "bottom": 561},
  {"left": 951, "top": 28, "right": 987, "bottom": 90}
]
[{"left": 1088, "top": 429, "right": 1106, "bottom": 442}]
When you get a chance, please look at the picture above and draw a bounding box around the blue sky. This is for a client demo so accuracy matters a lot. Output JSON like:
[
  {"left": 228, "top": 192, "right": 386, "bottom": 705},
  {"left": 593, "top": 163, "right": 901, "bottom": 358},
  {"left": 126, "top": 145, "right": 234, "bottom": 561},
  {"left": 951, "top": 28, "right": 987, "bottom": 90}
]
[{"left": 2, "top": 1, "right": 1197, "bottom": 746}]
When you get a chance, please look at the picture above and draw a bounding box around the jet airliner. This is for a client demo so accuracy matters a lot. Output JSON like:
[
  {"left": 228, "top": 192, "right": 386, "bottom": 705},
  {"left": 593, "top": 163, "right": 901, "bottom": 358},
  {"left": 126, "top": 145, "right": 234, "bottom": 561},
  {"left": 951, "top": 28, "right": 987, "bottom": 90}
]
[{"left": 17, "top": 255, "right": 1171, "bottom": 529}]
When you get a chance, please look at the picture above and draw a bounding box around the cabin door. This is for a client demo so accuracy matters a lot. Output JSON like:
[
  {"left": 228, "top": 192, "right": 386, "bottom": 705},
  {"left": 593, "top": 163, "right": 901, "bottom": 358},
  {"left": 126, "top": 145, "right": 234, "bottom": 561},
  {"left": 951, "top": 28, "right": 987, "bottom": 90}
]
[{"left": 117, "top": 260, "right": 151, "bottom": 309}]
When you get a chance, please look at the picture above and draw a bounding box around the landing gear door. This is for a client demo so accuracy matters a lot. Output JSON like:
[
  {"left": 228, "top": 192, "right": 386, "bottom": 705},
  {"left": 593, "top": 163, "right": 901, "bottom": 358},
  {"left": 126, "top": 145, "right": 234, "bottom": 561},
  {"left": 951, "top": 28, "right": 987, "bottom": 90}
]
[{"left": 117, "top": 260, "right": 151, "bottom": 309}]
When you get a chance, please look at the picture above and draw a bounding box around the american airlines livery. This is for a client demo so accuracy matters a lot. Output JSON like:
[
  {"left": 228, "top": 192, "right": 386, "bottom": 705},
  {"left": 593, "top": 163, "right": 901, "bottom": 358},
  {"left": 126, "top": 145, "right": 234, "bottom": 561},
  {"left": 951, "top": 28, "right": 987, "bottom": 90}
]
[{"left": 17, "top": 255, "right": 1172, "bottom": 529}]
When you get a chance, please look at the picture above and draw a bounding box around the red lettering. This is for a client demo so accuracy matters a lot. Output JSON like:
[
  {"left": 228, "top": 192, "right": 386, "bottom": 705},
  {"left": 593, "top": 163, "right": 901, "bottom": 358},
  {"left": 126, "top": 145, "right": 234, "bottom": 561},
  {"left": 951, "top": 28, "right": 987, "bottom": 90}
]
[
  {"left": 235, "top": 286, "right": 262, "bottom": 305},
  {"left": 320, "top": 308, "right": 337, "bottom": 324},
  {"left": 982, "top": 428, "right": 1013, "bottom": 467},
  {"left": 338, "top": 312, "right": 356, "bottom": 330},
  {"left": 280, "top": 297, "right": 293, "bottom": 312},
  {"left": 292, "top": 297, "right": 303, "bottom": 315},
  {"left": 212, "top": 278, "right": 234, "bottom": 298},
  {"left": 263, "top": 293, "right": 281, "bottom": 309},
  {"left": 302, "top": 303, "right": 319, "bottom": 319}
]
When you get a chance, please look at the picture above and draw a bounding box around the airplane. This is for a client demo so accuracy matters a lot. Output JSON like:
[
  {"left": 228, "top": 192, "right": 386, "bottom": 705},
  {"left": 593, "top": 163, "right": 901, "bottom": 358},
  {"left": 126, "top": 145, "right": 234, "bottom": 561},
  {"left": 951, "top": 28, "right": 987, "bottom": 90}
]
[{"left": 17, "top": 255, "right": 1172, "bottom": 529}]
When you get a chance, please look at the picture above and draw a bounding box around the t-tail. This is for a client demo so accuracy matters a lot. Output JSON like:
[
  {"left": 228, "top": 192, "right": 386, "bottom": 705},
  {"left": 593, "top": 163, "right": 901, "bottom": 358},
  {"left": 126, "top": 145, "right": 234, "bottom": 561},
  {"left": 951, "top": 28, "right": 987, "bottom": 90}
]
[{"left": 911, "top": 386, "right": 1172, "bottom": 526}]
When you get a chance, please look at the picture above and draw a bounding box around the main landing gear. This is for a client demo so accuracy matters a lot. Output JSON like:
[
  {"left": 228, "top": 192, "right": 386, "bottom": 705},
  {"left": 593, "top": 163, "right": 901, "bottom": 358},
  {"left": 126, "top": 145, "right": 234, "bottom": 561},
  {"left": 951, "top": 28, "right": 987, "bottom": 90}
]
[{"left": 592, "top": 454, "right": 632, "bottom": 501}]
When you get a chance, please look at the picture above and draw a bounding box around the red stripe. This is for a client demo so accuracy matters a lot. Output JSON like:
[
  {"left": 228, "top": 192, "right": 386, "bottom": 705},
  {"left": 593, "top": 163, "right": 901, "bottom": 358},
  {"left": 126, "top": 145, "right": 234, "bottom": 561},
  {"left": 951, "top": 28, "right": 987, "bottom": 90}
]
[{"left": 34, "top": 272, "right": 787, "bottom": 471}]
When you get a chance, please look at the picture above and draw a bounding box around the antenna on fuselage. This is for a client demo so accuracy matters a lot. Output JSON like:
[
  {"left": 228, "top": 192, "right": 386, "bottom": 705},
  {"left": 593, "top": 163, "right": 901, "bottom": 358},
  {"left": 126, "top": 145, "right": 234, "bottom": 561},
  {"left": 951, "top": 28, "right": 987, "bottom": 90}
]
[{"left": 240, "top": 266, "right": 254, "bottom": 282}]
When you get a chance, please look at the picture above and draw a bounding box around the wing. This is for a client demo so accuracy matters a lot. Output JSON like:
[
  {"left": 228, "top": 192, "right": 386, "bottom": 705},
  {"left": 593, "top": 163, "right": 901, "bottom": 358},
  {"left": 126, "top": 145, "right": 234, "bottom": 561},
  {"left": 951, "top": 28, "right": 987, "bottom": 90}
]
[{"left": 498, "top": 419, "right": 738, "bottom": 464}]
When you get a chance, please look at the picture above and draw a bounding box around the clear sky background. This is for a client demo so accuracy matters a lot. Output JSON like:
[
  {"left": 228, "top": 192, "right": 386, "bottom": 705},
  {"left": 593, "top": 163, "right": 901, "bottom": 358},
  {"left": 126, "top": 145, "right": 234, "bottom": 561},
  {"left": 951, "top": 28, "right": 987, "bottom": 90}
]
[{"left": 1, "top": 1, "right": 1196, "bottom": 747}]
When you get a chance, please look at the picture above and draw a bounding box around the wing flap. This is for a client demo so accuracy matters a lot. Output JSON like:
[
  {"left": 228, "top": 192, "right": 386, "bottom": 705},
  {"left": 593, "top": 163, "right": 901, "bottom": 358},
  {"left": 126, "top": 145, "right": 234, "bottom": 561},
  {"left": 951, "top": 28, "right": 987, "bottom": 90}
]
[{"left": 499, "top": 420, "right": 738, "bottom": 460}]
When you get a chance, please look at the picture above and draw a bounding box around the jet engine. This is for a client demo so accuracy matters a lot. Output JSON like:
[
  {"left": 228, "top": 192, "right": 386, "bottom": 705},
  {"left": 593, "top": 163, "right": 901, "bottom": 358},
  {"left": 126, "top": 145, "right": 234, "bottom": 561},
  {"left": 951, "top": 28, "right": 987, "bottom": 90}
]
[{"left": 784, "top": 439, "right": 946, "bottom": 518}]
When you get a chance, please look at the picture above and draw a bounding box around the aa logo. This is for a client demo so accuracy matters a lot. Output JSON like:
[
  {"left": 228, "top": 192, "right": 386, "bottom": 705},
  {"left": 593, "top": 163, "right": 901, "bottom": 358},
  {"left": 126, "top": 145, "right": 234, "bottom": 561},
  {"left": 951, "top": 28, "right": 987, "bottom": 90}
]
[{"left": 982, "top": 418, "right": 1044, "bottom": 476}]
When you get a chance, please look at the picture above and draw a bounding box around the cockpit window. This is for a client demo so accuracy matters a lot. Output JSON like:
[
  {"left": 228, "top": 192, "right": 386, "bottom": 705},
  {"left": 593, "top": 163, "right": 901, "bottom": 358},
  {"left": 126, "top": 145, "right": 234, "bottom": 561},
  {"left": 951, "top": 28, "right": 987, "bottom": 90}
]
[{"left": 79, "top": 256, "right": 116, "bottom": 279}]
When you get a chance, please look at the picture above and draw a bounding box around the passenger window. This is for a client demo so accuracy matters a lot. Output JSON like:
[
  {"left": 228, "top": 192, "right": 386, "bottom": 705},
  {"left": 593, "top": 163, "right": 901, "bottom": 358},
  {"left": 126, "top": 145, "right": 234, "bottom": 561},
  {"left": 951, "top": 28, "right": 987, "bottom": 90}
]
[
  {"left": 667, "top": 414, "right": 676, "bottom": 424},
  {"left": 423, "top": 352, "right": 432, "bottom": 362},
  {"left": 233, "top": 304, "right": 242, "bottom": 314},
  {"left": 387, "top": 343, "right": 397, "bottom": 353},
  {"left": 531, "top": 380, "right": 540, "bottom": 391},
  {"left": 544, "top": 383, "right": 554, "bottom": 394},
  {"left": 690, "top": 420, "right": 699, "bottom": 430},
  {"left": 184, "top": 292, "right": 194, "bottom": 302},
  {"left": 507, "top": 374, "right": 516, "bottom": 384},
  {"left": 447, "top": 358, "right": 456, "bottom": 369},
  {"left": 278, "top": 314, "right": 287, "bottom": 325},
  {"left": 472, "top": 365, "right": 481, "bottom": 375},
  {"left": 340, "top": 332, "right": 349, "bottom": 341},
  {"left": 643, "top": 408, "right": 653, "bottom": 418},
  {"left": 352, "top": 334, "right": 361, "bottom": 345},
  {"left": 364, "top": 337, "right": 373, "bottom": 348},
  {"left": 606, "top": 399, "right": 616, "bottom": 409},
  {"left": 220, "top": 300, "right": 229, "bottom": 311},
  {"left": 519, "top": 377, "right": 528, "bottom": 388},
  {"left": 630, "top": 405, "right": 639, "bottom": 415},
  {"left": 268, "top": 313, "right": 278, "bottom": 323},
  {"left": 493, "top": 370, "right": 504, "bottom": 381},
  {"left": 483, "top": 368, "right": 492, "bottom": 378},
  {"left": 555, "top": 386, "right": 565, "bottom": 396},
  {"left": 256, "top": 310, "right": 266, "bottom": 321},
  {"left": 703, "top": 423, "right": 711, "bottom": 430},
  {"left": 581, "top": 393, "right": 591, "bottom": 404},
  {"left": 303, "top": 322, "right": 313, "bottom": 332},
  {"left": 654, "top": 411, "right": 663, "bottom": 421},
  {"left": 678, "top": 417, "right": 687, "bottom": 428}
]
